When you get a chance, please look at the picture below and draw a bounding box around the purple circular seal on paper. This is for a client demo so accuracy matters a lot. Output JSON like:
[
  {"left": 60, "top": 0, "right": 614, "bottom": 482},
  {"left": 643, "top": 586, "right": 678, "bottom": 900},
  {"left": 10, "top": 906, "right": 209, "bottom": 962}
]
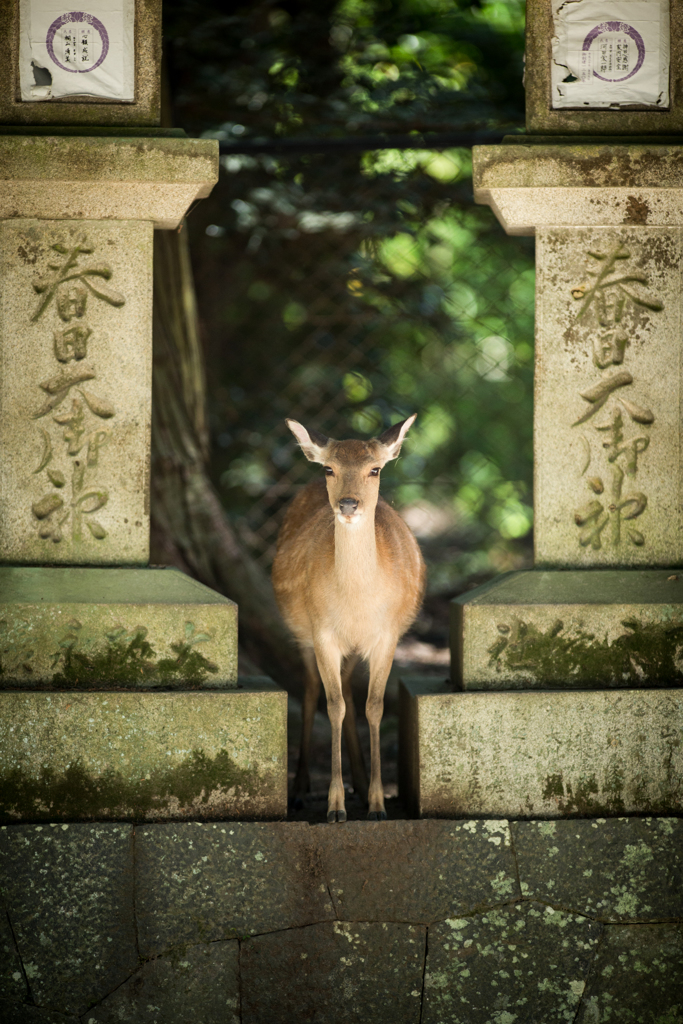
[
  {"left": 582, "top": 21, "right": 646, "bottom": 82},
  {"left": 46, "top": 11, "right": 109, "bottom": 74}
]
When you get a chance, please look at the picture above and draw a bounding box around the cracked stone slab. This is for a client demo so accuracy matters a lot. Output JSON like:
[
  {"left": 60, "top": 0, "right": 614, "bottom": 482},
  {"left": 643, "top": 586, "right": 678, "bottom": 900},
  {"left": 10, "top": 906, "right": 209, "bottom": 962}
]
[
  {"left": 576, "top": 923, "right": 683, "bottom": 1023},
  {"left": 83, "top": 942, "right": 239, "bottom": 1024},
  {"left": 0, "top": 823, "right": 136, "bottom": 1017},
  {"left": 422, "top": 902, "right": 601, "bottom": 1024},
  {"left": 135, "top": 822, "right": 334, "bottom": 957},
  {"left": 513, "top": 817, "right": 683, "bottom": 922},
  {"left": 0, "top": 910, "right": 26, "bottom": 1008},
  {"left": 1, "top": 1006, "right": 78, "bottom": 1022},
  {"left": 316, "top": 820, "right": 519, "bottom": 923},
  {"left": 240, "top": 921, "right": 425, "bottom": 1024}
]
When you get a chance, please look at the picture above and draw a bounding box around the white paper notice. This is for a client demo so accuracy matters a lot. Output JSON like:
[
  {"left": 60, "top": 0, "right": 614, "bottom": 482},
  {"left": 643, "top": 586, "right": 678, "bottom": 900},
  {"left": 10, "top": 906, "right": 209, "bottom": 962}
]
[
  {"left": 551, "top": 0, "right": 669, "bottom": 109},
  {"left": 20, "top": 0, "right": 134, "bottom": 101}
]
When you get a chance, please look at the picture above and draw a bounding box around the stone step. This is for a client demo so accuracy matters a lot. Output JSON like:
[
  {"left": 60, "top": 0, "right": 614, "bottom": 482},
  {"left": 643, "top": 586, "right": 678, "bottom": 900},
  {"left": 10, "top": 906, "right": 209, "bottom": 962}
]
[
  {"left": 398, "top": 676, "right": 683, "bottom": 819},
  {"left": 0, "top": 565, "right": 237, "bottom": 687},
  {"left": 0, "top": 677, "right": 286, "bottom": 822},
  {"left": 451, "top": 568, "right": 683, "bottom": 689},
  {"left": 1, "top": 817, "right": 681, "bottom": 1021}
]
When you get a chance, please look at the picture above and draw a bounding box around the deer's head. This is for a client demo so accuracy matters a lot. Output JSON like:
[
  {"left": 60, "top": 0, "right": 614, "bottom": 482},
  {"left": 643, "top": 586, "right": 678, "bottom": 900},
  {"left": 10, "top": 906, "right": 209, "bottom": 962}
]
[{"left": 286, "top": 415, "right": 417, "bottom": 525}]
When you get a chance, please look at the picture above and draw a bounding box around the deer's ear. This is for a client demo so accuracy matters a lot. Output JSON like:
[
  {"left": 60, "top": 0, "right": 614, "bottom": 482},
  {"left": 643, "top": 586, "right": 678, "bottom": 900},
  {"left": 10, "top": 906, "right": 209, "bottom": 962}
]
[
  {"left": 377, "top": 414, "right": 417, "bottom": 461},
  {"left": 286, "top": 419, "right": 329, "bottom": 463}
]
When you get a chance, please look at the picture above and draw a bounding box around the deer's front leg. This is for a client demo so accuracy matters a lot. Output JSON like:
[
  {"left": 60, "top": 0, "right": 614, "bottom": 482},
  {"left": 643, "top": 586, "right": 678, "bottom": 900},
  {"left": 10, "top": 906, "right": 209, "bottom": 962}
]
[
  {"left": 366, "top": 640, "right": 396, "bottom": 821},
  {"left": 314, "top": 636, "right": 347, "bottom": 823}
]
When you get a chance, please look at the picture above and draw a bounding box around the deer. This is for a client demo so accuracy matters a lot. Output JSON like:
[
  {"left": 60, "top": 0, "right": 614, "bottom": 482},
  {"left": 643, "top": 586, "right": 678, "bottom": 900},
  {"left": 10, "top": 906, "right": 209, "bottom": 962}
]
[{"left": 272, "top": 415, "right": 426, "bottom": 822}]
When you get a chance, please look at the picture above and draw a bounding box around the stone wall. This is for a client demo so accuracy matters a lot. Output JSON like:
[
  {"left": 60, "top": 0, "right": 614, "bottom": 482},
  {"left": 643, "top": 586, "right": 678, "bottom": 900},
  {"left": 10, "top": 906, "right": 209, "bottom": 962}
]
[{"left": 1, "top": 817, "right": 681, "bottom": 1022}]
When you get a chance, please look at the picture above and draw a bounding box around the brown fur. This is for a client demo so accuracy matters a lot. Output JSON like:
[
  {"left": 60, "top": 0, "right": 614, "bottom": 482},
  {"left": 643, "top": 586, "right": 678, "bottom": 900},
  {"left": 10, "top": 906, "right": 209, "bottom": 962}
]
[{"left": 272, "top": 418, "right": 426, "bottom": 821}]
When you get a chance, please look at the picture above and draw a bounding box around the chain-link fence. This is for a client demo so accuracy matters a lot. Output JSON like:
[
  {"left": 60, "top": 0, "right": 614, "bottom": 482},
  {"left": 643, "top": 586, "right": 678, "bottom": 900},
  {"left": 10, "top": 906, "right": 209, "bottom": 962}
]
[{"left": 188, "top": 143, "right": 535, "bottom": 593}]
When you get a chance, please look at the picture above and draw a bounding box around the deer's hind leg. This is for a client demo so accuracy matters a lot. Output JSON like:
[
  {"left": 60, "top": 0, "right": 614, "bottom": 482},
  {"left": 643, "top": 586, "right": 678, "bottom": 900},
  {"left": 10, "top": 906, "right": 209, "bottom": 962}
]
[
  {"left": 292, "top": 647, "right": 321, "bottom": 808},
  {"left": 341, "top": 654, "right": 368, "bottom": 803}
]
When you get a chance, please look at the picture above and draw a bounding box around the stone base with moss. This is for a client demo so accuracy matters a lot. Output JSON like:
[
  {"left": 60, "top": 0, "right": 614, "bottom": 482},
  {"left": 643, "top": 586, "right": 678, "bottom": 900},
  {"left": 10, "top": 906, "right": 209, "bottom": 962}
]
[
  {"left": 0, "top": 566, "right": 238, "bottom": 688},
  {"left": 451, "top": 569, "right": 683, "bottom": 690},
  {"left": 0, "top": 678, "right": 286, "bottom": 822},
  {"left": 399, "top": 677, "right": 683, "bottom": 820}
]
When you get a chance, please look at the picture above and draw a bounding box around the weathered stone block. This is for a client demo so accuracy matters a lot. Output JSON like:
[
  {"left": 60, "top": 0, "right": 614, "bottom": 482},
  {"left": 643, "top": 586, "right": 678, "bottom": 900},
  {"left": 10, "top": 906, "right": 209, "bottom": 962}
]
[
  {"left": 0, "top": 219, "right": 152, "bottom": 566},
  {"left": 0, "top": 137, "right": 219, "bottom": 228},
  {"left": 422, "top": 903, "right": 601, "bottom": 1024},
  {"left": 0, "top": 0, "right": 162, "bottom": 127},
  {"left": 576, "top": 923, "right": 683, "bottom": 1023},
  {"left": 0, "top": 567, "right": 238, "bottom": 687},
  {"left": 135, "top": 822, "right": 333, "bottom": 957},
  {"left": 513, "top": 817, "right": 683, "bottom": 921},
  {"left": 316, "top": 819, "right": 519, "bottom": 922},
  {"left": 535, "top": 226, "right": 682, "bottom": 569},
  {"left": 240, "top": 921, "right": 426, "bottom": 1024},
  {"left": 451, "top": 569, "right": 683, "bottom": 689},
  {"left": 473, "top": 144, "right": 683, "bottom": 235},
  {"left": 399, "top": 677, "right": 683, "bottom": 818},
  {"left": 0, "top": 679, "right": 286, "bottom": 822},
  {"left": 0, "top": 823, "right": 136, "bottom": 1017},
  {"left": 84, "top": 942, "right": 240, "bottom": 1024}
]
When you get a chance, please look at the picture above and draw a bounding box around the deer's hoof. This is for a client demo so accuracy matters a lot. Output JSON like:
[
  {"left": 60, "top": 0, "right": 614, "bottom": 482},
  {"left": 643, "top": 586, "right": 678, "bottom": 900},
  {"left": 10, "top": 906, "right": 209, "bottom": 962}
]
[
  {"left": 327, "top": 808, "right": 347, "bottom": 823},
  {"left": 367, "top": 809, "right": 387, "bottom": 821}
]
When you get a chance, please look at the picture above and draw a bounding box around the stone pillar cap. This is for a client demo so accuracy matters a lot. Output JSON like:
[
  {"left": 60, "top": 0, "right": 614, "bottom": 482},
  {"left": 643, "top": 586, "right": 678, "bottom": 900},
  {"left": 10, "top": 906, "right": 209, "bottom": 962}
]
[
  {"left": 473, "top": 143, "right": 683, "bottom": 235},
  {"left": 0, "top": 135, "right": 219, "bottom": 228}
]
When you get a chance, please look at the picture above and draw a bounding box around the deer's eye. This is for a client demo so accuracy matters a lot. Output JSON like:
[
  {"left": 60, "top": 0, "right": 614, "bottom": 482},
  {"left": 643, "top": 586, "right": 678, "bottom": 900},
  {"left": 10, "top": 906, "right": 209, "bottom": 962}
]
[
  {"left": 369, "top": 467, "right": 380, "bottom": 477},
  {"left": 324, "top": 466, "right": 334, "bottom": 476}
]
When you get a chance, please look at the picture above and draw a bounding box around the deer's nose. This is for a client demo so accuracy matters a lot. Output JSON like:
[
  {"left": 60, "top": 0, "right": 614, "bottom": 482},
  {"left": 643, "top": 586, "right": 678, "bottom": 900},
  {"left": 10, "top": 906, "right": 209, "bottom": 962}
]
[{"left": 339, "top": 497, "right": 359, "bottom": 515}]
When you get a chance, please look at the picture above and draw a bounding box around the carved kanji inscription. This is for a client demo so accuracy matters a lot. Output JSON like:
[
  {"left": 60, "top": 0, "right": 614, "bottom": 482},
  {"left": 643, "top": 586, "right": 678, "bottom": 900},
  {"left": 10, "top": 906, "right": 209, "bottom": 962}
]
[
  {"left": 534, "top": 227, "right": 680, "bottom": 568},
  {"left": 0, "top": 219, "right": 152, "bottom": 566},
  {"left": 28, "top": 239, "right": 124, "bottom": 546}
]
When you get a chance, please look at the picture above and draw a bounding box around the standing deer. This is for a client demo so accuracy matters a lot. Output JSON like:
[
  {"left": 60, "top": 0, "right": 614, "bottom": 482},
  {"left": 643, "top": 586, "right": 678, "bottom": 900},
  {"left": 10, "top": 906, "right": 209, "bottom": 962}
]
[{"left": 272, "top": 416, "right": 426, "bottom": 822}]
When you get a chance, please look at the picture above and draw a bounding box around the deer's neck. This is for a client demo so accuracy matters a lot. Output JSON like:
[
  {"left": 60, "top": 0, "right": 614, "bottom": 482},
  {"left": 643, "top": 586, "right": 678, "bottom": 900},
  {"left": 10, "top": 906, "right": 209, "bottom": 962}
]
[{"left": 333, "top": 510, "right": 378, "bottom": 591}]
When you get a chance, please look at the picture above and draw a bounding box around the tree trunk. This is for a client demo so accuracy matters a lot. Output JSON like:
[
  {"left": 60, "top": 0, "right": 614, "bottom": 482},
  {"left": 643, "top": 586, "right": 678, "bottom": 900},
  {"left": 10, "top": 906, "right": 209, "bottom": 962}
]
[{"left": 149, "top": 225, "right": 303, "bottom": 691}]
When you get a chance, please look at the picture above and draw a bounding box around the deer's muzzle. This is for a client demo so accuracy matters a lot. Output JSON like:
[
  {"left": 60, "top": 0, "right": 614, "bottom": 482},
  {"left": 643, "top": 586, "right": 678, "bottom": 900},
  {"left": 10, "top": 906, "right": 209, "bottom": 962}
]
[{"left": 338, "top": 497, "right": 359, "bottom": 515}]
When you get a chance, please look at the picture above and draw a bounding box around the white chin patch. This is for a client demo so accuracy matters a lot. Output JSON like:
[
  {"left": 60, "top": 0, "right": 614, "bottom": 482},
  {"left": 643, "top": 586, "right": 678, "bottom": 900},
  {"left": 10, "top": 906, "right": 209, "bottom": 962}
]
[{"left": 337, "top": 512, "right": 361, "bottom": 525}]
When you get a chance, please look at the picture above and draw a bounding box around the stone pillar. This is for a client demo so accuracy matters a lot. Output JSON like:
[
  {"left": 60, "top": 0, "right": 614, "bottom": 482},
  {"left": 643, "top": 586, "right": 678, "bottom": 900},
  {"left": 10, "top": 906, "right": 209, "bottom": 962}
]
[
  {"left": 0, "top": 0, "right": 287, "bottom": 821},
  {"left": 401, "top": 0, "right": 683, "bottom": 817}
]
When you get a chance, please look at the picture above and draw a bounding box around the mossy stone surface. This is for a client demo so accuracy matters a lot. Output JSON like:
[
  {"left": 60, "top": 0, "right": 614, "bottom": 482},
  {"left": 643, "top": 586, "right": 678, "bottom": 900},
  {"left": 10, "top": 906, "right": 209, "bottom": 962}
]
[
  {"left": 240, "top": 921, "right": 426, "bottom": 1024},
  {"left": 452, "top": 570, "right": 683, "bottom": 690},
  {"left": 0, "top": 907, "right": 27, "bottom": 1008},
  {"left": 422, "top": 903, "right": 601, "bottom": 1024},
  {"left": 577, "top": 923, "right": 683, "bottom": 1023},
  {"left": 84, "top": 942, "right": 240, "bottom": 1024},
  {"left": 0, "top": 567, "right": 237, "bottom": 688},
  {"left": 316, "top": 819, "right": 519, "bottom": 922},
  {"left": 513, "top": 818, "right": 683, "bottom": 922},
  {"left": 1, "top": 1004, "right": 78, "bottom": 1023},
  {"left": 0, "top": 823, "right": 136, "bottom": 1017},
  {"left": 0, "top": 680, "right": 286, "bottom": 822},
  {"left": 0, "top": 137, "right": 218, "bottom": 227},
  {"left": 135, "top": 821, "right": 334, "bottom": 957},
  {"left": 399, "top": 678, "right": 683, "bottom": 819}
]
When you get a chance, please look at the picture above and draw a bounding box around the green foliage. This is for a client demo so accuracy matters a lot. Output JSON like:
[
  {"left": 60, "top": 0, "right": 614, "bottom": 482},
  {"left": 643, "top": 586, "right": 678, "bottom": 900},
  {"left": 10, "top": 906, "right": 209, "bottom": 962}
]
[
  {"left": 164, "top": 0, "right": 525, "bottom": 138},
  {"left": 167, "top": 0, "right": 532, "bottom": 587}
]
